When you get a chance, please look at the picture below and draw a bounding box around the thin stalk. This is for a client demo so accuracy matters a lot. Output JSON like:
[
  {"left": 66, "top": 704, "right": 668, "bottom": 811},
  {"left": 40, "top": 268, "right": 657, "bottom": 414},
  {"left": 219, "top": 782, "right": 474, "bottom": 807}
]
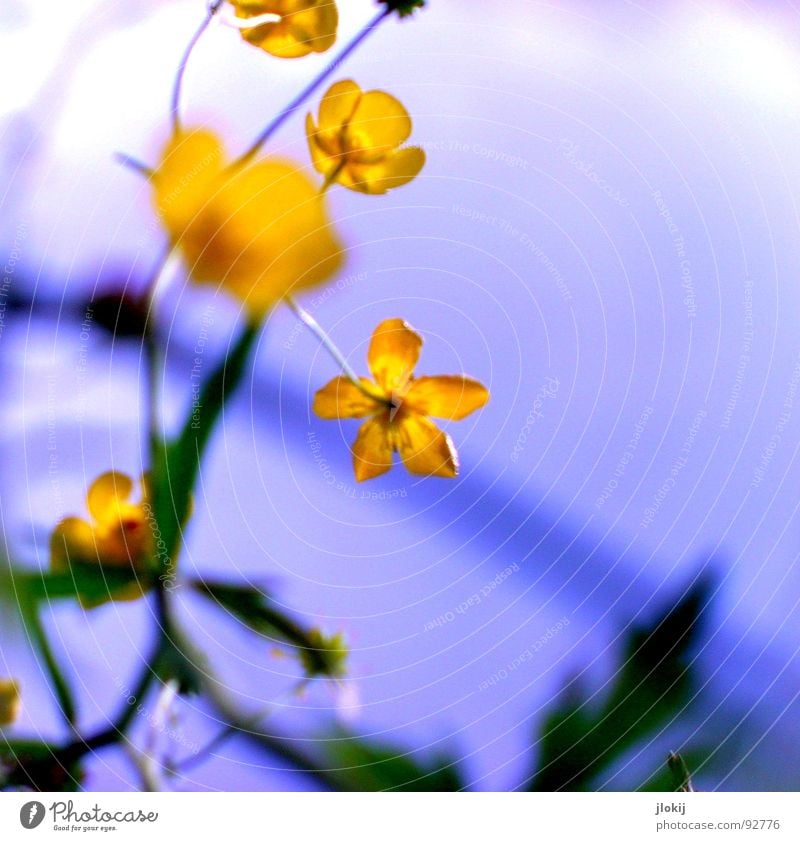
[
  {"left": 169, "top": 679, "right": 309, "bottom": 776},
  {"left": 24, "top": 603, "right": 77, "bottom": 731},
  {"left": 171, "top": 0, "right": 224, "bottom": 135},
  {"left": 141, "top": 248, "right": 174, "bottom": 504},
  {"left": 286, "top": 297, "right": 375, "bottom": 399},
  {"left": 58, "top": 586, "right": 172, "bottom": 765},
  {"left": 234, "top": 8, "right": 391, "bottom": 167}
]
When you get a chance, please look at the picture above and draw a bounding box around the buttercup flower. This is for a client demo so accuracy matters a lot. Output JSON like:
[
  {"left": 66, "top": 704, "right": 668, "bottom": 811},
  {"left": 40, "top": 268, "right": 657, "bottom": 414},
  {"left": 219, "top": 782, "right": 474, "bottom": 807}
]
[
  {"left": 0, "top": 679, "right": 20, "bottom": 726},
  {"left": 228, "top": 0, "right": 338, "bottom": 58},
  {"left": 313, "top": 319, "right": 489, "bottom": 481},
  {"left": 50, "top": 472, "right": 153, "bottom": 606},
  {"left": 151, "top": 129, "right": 343, "bottom": 320},
  {"left": 306, "top": 80, "right": 425, "bottom": 193}
]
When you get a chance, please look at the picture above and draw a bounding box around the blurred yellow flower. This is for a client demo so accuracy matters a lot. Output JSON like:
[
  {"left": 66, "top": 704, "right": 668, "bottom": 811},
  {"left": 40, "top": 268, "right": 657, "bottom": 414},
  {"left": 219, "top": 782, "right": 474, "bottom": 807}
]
[
  {"left": 0, "top": 679, "right": 20, "bottom": 726},
  {"left": 306, "top": 80, "right": 425, "bottom": 193},
  {"left": 229, "top": 0, "right": 338, "bottom": 58},
  {"left": 151, "top": 129, "right": 343, "bottom": 320},
  {"left": 313, "top": 319, "right": 489, "bottom": 481},
  {"left": 50, "top": 472, "right": 153, "bottom": 606}
]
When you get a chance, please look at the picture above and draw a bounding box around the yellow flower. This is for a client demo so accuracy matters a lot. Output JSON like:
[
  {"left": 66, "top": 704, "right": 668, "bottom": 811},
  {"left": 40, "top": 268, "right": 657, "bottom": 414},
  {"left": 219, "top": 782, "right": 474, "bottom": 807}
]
[
  {"left": 306, "top": 80, "right": 426, "bottom": 194},
  {"left": 313, "top": 319, "right": 489, "bottom": 481},
  {"left": 229, "top": 0, "right": 338, "bottom": 58},
  {"left": 151, "top": 129, "right": 343, "bottom": 320},
  {"left": 0, "top": 679, "right": 20, "bottom": 726},
  {"left": 51, "top": 472, "right": 153, "bottom": 606}
]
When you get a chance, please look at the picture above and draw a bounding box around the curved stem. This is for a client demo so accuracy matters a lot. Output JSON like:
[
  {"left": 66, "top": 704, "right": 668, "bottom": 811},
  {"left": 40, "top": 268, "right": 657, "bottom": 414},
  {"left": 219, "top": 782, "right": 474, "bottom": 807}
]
[
  {"left": 234, "top": 8, "right": 390, "bottom": 167},
  {"left": 24, "top": 603, "right": 77, "bottom": 731},
  {"left": 286, "top": 297, "right": 375, "bottom": 398},
  {"left": 171, "top": 0, "right": 224, "bottom": 135},
  {"left": 58, "top": 585, "right": 172, "bottom": 765},
  {"left": 169, "top": 678, "right": 309, "bottom": 776}
]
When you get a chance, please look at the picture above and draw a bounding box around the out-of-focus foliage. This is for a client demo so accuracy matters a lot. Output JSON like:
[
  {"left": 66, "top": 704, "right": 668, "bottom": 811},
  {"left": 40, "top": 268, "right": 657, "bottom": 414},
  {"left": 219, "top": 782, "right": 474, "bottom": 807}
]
[{"left": 528, "top": 577, "right": 713, "bottom": 791}]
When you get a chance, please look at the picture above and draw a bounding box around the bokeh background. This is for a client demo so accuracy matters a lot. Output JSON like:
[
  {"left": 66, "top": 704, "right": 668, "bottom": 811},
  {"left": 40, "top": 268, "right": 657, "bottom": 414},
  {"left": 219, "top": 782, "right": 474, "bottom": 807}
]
[{"left": 2, "top": 0, "right": 800, "bottom": 790}]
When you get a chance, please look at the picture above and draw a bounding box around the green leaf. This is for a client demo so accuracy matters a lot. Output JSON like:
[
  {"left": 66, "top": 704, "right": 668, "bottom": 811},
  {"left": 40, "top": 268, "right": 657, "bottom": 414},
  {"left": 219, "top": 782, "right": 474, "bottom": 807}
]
[
  {"left": 318, "top": 730, "right": 464, "bottom": 791},
  {"left": 194, "top": 580, "right": 345, "bottom": 678},
  {"left": 11, "top": 567, "right": 147, "bottom": 607},
  {"left": 530, "top": 576, "right": 713, "bottom": 791},
  {"left": 149, "top": 324, "right": 259, "bottom": 573}
]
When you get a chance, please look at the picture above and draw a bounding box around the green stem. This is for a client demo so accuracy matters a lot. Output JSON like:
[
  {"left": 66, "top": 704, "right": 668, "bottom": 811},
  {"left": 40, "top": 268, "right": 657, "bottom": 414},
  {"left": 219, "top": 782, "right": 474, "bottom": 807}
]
[
  {"left": 152, "top": 321, "right": 261, "bottom": 569},
  {"left": 234, "top": 8, "right": 391, "bottom": 167},
  {"left": 58, "top": 586, "right": 172, "bottom": 765},
  {"left": 667, "top": 752, "right": 694, "bottom": 792},
  {"left": 24, "top": 603, "right": 77, "bottom": 731}
]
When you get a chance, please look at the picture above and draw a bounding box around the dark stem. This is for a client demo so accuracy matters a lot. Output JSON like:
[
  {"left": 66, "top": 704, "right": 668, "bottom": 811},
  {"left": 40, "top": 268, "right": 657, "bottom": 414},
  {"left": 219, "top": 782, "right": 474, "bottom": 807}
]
[
  {"left": 234, "top": 8, "right": 391, "bottom": 167},
  {"left": 57, "top": 586, "right": 172, "bottom": 766},
  {"left": 24, "top": 603, "right": 77, "bottom": 731}
]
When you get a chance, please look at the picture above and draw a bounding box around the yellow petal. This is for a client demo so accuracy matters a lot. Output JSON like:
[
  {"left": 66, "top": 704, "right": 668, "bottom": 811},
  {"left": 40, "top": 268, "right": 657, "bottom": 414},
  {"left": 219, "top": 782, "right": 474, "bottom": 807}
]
[
  {"left": 235, "top": 0, "right": 338, "bottom": 58},
  {"left": 152, "top": 130, "right": 344, "bottom": 320},
  {"left": 344, "top": 146, "right": 426, "bottom": 194},
  {"left": 395, "top": 415, "right": 459, "bottom": 478},
  {"left": 0, "top": 679, "right": 20, "bottom": 727},
  {"left": 306, "top": 113, "right": 342, "bottom": 179},
  {"left": 213, "top": 160, "right": 343, "bottom": 314},
  {"left": 87, "top": 472, "right": 133, "bottom": 524},
  {"left": 352, "top": 415, "right": 394, "bottom": 481},
  {"left": 367, "top": 318, "right": 422, "bottom": 392},
  {"left": 313, "top": 376, "right": 382, "bottom": 419},
  {"left": 151, "top": 130, "right": 224, "bottom": 239},
  {"left": 50, "top": 517, "right": 97, "bottom": 570},
  {"left": 406, "top": 375, "right": 489, "bottom": 420},
  {"left": 318, "top": 79, "right": 362, "bottom": 131},
  {"left": 348, "top": 90, "right": 412, "bottom": 155}
]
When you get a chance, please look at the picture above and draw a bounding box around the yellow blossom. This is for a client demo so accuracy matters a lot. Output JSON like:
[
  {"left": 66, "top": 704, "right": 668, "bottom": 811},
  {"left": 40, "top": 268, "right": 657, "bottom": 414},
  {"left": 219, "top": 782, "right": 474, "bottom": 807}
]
[
  {"left": 306, "top": 80, "right": 425, "bottom": 193},
  {"left": 313, "top": 319, "right": 489, "bottom": 481},
  {"left": 229, "top": 0, "right": 338, "bottom": 58},
  {"left": 50, "top": 472, "right": 153, "bottom": 606},
  {"left": 0, "top": 679, "right": 20, "bottom": 726},
  {"left": 151, "top": 129, "right": 343, "bottom": 320}
]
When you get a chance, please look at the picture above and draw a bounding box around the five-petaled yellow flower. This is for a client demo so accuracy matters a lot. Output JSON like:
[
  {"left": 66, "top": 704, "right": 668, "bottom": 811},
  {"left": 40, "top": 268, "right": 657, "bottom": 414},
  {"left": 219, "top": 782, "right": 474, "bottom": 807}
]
[
  {"left": 228, "top": 0, "right": 338, "bottom": 58},
  {"left": 151, "top": 129, "right": 343, "bottom": 320},
  {"left": 0, "top": 679, "right": 20, "bottom": 726},
  {"left": 306, "top": 80, "right": 426, "bottom": 193},
  {"left": 51, "top": 472, "right": 153, "bottom": 606},
  {"left": 313, "top": 319, "right": 489, "bottom": 481}
]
